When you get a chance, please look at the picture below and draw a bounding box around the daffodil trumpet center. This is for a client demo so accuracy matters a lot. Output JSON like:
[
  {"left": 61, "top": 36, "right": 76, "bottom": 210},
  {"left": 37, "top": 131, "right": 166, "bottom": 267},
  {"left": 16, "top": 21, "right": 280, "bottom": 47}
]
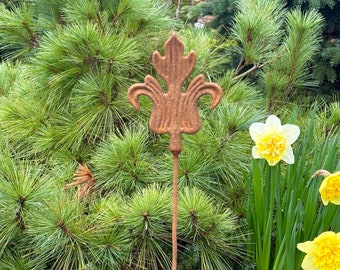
[
  {"left": 256, "top": 132, "right": 287, "bottom": 165},
  {"left": 321, "top": 184, "right": 340, "bottom": 202},
  {"left": 312, "top": 235, "right": 340, "bottom": 269},
  {"left": 298, "top": 231, "right": 340, "bottom": 270},
  {"left": 319, "top": 172, "right": 340, "bottom": 205}
]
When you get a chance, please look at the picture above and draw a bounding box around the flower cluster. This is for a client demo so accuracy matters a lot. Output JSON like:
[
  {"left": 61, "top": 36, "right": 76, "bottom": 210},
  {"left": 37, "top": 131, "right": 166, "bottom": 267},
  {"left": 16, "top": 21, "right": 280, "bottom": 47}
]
[
  {"left": 249, "top": 116, "right": 340, "bottom": 270},
  {"left": 297, "top": 170, "right": 340, "bottom": 270}
]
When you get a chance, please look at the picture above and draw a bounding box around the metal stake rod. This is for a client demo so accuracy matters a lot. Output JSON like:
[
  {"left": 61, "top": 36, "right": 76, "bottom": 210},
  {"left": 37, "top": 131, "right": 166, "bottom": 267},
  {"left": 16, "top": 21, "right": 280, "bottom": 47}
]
[{"left": 172, "top": 153, "right": 179, "bottom": 269}]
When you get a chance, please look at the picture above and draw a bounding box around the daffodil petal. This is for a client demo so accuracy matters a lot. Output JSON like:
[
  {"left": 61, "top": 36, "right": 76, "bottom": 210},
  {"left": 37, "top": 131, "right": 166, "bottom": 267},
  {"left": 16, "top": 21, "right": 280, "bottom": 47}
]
[
  {"left": 332, "top": 171, "right": 340, "bottom": 177},
  {"left": 319, "top": 178, "right": 328, "bottom": 193},
  {"left": 264, "top": 115, "right": 282, "bottom": 132},
  {"left": 282, "top": 124, "right": 300, "bottom": 144},
  {"left": 249, "top": 123, "right": 265, "bottom": 142},
  {"left": 301, "top": 254, "right": 318, "bottom": 270},
  {"left": 282, "top": 145, "right": 294, "bottom": 164},
  {"left": 320, "top": 231, "right": 337, "bottom": 237},
  {"left": 331, "top": 198, "right": 340, "bottom": 205},
  {"left": 267, "top": 159, "right": 279, "bottom": 166},
  {"left": 319, "top": 178, "right": 330, "bottom": 205},
  {"left": 297, "top": 241, "right": 316, "bottom": 253},
  {"left": 297, "top": 242, "right": 319, "bottom": 270},
  {"left": 321, "top": 197, "right": 329, "bottom": 205},
  {"left": 252, "top": 146, "right": 261, "bottom": 159}
]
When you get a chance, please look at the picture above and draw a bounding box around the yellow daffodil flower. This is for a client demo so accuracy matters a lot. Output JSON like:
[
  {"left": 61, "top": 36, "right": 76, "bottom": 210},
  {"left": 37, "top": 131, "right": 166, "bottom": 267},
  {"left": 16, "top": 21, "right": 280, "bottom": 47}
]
[
  {"left": 249, "top": 115, "right": 300, "bottom": 166},
  {"left": 319, "top": 171, "right": 340, "bottom": 206},
  {"left": 297, "top": 231, "right": 340, "bottom": 270}
]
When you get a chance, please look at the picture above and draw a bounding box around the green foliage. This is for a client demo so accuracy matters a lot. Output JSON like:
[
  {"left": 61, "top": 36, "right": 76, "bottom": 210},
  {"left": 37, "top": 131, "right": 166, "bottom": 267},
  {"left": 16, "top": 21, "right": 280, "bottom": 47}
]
[
  {"left": 32, "top": 22, "right": 143, "bottom": 107},
  {"left": 232, "top": 0, "right": 285, "bottom": 64},
  {"left": 27, "top": 194, "right": 89, "bottom": 270},
  {"left": 321, "top": 40, "right": 340, "bottom": 67},
  {"left": 183, "top": 0, "right": 340, "bottom": 100},
  {"left": 179, "top": 28, "right": 232, "bottom": 80},
  {"left": 92, "top": 125, "right": 162, "bottom": 195},
  {"left": 181, "top": 0, "right": 237, "bottom": 34},
  {"left": 326, "top": 101, "right": 340, "bottom": 131},
  {"left": 0, "top": 61, "right": 23, "bottom": 96},
  {"left": 0, "top": 153, "right": 57, "bottom": 259},
  {"left": 122, "top": 185, "right": 172, "bottom": 269},
  {"left": 205, "top": 0, "right": 237, "bottom": 33},
  {"left": 85, "top": 196, "right": 130, "bottom": 270},
  {"left": 313, "top": 38, "right": 340, "bottom": 93},
  {"left": 291, "top": 0, "right": 339, "bottom": 9},
  {"left": 260, "top": 9, "right": 324, "bottom": 110},
  {"left": 0, "top": 0, "right": 178, "bottom": 161},
  {"left": 0, "top": 87, "right": 45, "bottom": 156},
  {"left": 178, "top": 187, "right": 246, "bottom": 270},
  {"left": 0, "top": 247, "right": 46, "bottom": 270},
  {"left": 0, "top": 2, "right": 41, "bottom": 59}
]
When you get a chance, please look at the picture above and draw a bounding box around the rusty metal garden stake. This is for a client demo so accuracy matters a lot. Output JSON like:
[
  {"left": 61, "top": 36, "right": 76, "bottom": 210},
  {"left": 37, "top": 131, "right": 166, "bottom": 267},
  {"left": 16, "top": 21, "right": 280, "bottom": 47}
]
[{"left": 128, "top": 33, "right": 222, "bottom": 270}]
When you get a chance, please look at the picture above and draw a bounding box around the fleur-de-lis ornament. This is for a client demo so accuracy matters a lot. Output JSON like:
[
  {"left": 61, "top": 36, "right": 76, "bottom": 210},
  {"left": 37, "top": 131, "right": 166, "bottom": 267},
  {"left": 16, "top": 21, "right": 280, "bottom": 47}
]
[{"left": 127, "top": 33, "right": 223, "bottom": 269}]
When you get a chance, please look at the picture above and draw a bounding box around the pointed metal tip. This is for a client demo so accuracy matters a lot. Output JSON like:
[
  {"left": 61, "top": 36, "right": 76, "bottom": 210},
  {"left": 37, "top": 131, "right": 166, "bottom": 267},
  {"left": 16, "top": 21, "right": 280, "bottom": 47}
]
[{"left": 167, "top": 32, "right": 181, "bottom": 43}]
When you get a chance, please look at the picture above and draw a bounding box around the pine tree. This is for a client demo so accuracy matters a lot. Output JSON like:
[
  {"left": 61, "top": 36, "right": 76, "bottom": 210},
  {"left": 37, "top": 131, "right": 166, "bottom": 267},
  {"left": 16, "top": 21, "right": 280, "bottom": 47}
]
[{"left": 184, "top": 0, "right": 340, "bottom": 100}]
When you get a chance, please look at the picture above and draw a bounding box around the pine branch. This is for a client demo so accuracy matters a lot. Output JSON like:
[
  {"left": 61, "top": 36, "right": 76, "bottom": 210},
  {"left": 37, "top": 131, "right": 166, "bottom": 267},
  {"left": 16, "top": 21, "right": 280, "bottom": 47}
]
[{"left": 233, "top": 61, "right": 268, "bottom": 80}]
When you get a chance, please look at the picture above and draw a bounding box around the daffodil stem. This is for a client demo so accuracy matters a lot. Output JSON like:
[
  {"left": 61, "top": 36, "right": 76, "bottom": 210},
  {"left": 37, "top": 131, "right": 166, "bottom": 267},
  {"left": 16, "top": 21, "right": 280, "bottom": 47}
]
[
  {"left": 249, "top": 160, "right": 280, "bottom": 270},
  {"left": 265, "top": 165, "right": 277, "bottom": 269}
]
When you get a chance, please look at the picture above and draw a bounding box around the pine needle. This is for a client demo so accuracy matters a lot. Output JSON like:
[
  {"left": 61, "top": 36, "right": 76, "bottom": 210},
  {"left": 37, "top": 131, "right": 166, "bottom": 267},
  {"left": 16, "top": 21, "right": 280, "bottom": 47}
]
[{"left": 65, "top": 163, "right": 95, "bottom": 199}]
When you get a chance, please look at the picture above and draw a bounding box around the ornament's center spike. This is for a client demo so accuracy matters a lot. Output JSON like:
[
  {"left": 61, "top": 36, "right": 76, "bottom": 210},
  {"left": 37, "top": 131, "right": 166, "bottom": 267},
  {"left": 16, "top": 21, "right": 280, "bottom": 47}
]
[{"left": 127, "top": 32, "right": 223, "bottom": 270}]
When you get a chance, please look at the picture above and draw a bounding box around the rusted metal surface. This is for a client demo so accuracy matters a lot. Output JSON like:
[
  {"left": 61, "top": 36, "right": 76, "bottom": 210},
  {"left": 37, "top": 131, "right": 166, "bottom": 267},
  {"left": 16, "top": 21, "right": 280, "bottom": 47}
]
[{"left": 127, "top": 32, "right": 222, "bottom": 269}]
